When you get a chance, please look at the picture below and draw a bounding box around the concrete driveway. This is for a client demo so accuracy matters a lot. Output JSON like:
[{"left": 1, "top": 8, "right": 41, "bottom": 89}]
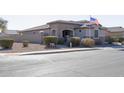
[{"left": 0, "top": 48, "right": 124, "bottom": 77}]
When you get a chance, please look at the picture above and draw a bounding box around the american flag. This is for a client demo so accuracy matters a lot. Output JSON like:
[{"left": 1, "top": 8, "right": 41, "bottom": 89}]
[{"left": 90, "top": 17, "right": 99, "bottom": 25}]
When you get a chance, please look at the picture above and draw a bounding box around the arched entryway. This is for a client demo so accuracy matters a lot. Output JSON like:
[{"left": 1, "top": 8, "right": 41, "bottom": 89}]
[
  {"left": 62, "top": 30, "right": 73, "bottom": 38},
  {"left": 62, "top": 30, "right": 73, "bottom": 42}
]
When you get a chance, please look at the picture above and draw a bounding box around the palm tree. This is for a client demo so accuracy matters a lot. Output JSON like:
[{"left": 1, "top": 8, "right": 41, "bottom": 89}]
[{"left": 0, "top": 18, "right": 7, "bottom": 33}]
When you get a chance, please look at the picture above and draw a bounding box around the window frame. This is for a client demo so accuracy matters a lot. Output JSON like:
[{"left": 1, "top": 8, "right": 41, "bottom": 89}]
[
  {"left": 94, "top": 30, "right": 99, "bottom": 38},
  {"left": 52, "top": 30, "right": 56, "bottom": 36}
]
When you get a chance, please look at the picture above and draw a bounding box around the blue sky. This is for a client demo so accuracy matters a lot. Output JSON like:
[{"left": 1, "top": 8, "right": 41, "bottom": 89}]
[{"left": 1, "top": 15, "right": 124, "bottom": 30}]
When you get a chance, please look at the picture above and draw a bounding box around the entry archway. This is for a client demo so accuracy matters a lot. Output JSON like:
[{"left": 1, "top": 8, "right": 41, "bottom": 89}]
[
  {"left": 62, "top": 30, "right": 73, "bottom": 42},
  {"left": 62, "top": 30, "right": 73, "bottom": 38}
]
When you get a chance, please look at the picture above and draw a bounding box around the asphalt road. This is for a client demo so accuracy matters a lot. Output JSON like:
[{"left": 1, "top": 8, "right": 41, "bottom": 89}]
[{"left": 0, "top": 48, "right": 124, "bottom": 77}]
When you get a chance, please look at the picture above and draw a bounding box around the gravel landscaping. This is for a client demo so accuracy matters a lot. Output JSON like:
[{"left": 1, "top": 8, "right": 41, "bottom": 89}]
[{"left": 0, "top": 43, "right": 47, "bottom": 53}]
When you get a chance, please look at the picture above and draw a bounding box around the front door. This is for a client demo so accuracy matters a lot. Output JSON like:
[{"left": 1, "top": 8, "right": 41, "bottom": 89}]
[{"left": 62, "top": 30, "right": 73, "bottom": 42}]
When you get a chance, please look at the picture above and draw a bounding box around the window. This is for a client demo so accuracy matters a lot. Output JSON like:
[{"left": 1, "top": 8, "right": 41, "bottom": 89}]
[
  {"left": 79, "top": 30, "right": 82, "bottom": 32},
  {"left": 52, "top": 30, "right": 56, "bottom": 36},
  {"left": 44, "top": 32, "right": 48, "bottom": 36},
  {"left": 83, "top": 30, "right": 86, "bottom": 37},
  {"left": 94, "top": 30, "right": 98, "bottom": 38}
]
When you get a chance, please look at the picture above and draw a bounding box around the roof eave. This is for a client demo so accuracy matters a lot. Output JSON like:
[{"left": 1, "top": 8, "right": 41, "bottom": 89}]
[{"left": 19, "top": 28, "right": 50, "bottom": 32}]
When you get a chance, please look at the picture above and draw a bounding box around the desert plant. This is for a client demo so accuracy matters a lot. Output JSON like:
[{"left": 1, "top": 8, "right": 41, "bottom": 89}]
[
  {"left": 118, "top": 37, "right": 124, "bottom": 43},
  {"left": 44, "top": 36, "right": 58, "bottom": 46},
  {"left": 113, "top": 38, "right": 119, "bottom": 42},
  {"left": 0, "top": 39, "right": 14, "bottom": 49},
  {"left": 23, "top": 40, "right": 29, "bottom": 47},
  {"left": 105, "top": 37, "right": 114, "bottom": 44},
  {"left": 0, "top": 18, "right": 7, "bottom": 33},
  {"left": 57, "top": 38, "right": 65, "bottom": 45},
  {"left": 70, "top": 37, "right": 81, "bottom": 47},
  {"left": 81, "top": 38, "right": 95, "bottom": 47}
]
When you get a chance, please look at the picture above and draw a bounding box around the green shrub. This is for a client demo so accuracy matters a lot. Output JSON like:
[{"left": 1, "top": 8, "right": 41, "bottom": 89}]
[
  {"left": 23, "top": 40, "right": 29, "bottom": 47},
  {"left": 57, "top": 38, "right": 65, "bottom": 45},
  {"left": 44, "top": 36, "right": 58, "bottom": 46},
  {"left": 106, "top": 36, "right": 124, "bottom": 44},
  {"left": 106, "top": 37, "right": 114, "bottom": 44},
  {"left": 118, "top": 37, "right": 124, "bottom": 42},
  {"left": 0, "top": 39, "right": 14, "bottom": 49},
  {"left": 70, "top": 37, "right": 81, "bottom": 47},
  {"left": 81, "top": 38, "right": 95, "bottom": 47},
  {"left": 113, "top": 38, "right": 119, "bottom": 42}
]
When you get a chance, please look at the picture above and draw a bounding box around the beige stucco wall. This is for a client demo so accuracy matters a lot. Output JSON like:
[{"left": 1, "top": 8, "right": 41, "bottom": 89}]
[
  {"left": 23, "top": 31, "right": 41, "bottom": 43},
  {"left": 48, "top": 23, "right": 80, "bottom": 37},
  {"left": 20, "top": 28, "right": 50, "bottom": 43},
  {"left": 21, "top": 31, "right": 42, "bottom": 43}
]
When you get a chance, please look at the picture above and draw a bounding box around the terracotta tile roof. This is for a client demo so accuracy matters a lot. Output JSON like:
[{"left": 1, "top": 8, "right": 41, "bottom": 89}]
[
  {"left": 22, "top": 25, "right": 50, "bottom": 32},
  {"left": 47, "top": 20, "right": 82, "bottom": 25}
]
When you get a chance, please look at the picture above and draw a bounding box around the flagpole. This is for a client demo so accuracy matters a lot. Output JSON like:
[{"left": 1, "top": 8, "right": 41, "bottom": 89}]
[{"left": 89, "top": 15, "right": 91, "bottom": 38}]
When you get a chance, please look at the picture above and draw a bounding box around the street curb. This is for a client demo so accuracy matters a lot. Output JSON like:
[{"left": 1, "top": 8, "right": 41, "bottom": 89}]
[{"left": 19, "top": 48, "right": 100, "bottom": 56}]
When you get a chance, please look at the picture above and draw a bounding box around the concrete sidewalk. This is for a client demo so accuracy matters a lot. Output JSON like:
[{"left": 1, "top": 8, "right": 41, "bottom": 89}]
[
  {"left": 0, "top": 48, "right": 100, "bottom": 56},
  {"left": 21, "top": 48, "right": 100, "bottom": 55}
]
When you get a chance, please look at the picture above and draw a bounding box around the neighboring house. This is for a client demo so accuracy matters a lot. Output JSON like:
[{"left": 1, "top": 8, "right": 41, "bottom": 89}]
[
  {"left": 19, "top": 20, "right": 106, "bottom": 44},
  {"left": 0, "top": 30, "right": 22, "bottom": 42},
  {"left": 5, "top": 30, "right": 18, "bottom": 35},
  {"left": 105, "top": 27, "right": 124, "bottom": 38}
]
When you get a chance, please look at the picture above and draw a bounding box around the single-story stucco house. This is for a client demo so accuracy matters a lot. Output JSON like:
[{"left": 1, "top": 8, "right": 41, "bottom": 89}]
[
  {"left": 18, "top": 20, "right": 106, "bottom": 44},
  {"left": 2, "top": 20, "right": 124, "bottom": 44}
]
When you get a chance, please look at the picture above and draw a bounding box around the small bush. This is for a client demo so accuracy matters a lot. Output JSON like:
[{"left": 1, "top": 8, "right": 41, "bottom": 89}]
[
  {"left": 105, "top": 37, "right": 113, "bottom": 44},
  {"left": 44, "top": 36, "right": 58, "bottom": 46},
  {"left": 23, "top": 40, "right": 29, "bottom": 47},
  {"left": 118, "top": 37, "right": 124, "bottom": 42},
  {"left": 70, "top": 37, "right": 80, "bottom": 47},
  {"left": 113, "top": 38, "right": 119, "bottom": 42},
  {"left": 106, "top": 37, "right": 124, "bottom": 44},
  {"left": 0, "top": 39, "right": 14, "bottom": 49},
  {"left": 81, "top": 38, "right": 95, "bottom": 47},
  {"left": 57, "top": 38, "right": 65, "bottom": 45}
]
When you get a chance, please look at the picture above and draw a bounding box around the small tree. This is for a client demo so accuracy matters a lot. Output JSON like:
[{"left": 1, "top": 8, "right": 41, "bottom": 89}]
[
  {"left": 44, "top": 36, "right": 58, "bottom": 47},
  {"left": 70, "top": 37, "right": 81, "bottom": 47},
  {"left": 81, "top": 38, "right": 95, "bottom": 47},
  {"left": 0, "top": 18, "right": 8, "bottom": 33},
  {"left": 0, "top": 39, "right": 14, "bottom": 49}
]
